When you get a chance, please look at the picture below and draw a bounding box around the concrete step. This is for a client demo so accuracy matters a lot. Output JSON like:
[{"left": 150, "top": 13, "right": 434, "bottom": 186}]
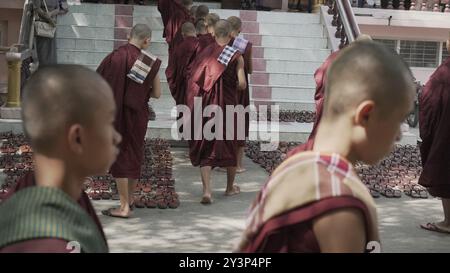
[
  {"left": 256, "top": 11, "right": 320, "bottom": 24},
  {"left": 251, "top": 98, "right": 315, "bottom": 111},
  {"left": 251, "top": 72, "right": 316, "bottom": 88},
  {"left": 56, "top": 25, "right": 114, "bottom": 40},
  {"left": 264, "top": 48, "right": 330, "bottom": 62},
  {"left": 253, "top": 86, "right": 315, "bottom": 101},
  {"left": 65, "top": 3, "right": 115, "bottom": 15},
  {"left": 57, "top": 13, "right": 115, "bottom": 27},
  {"left": 265, "top": 60, "right": 323, "bottom": 74},
  {"left": 258, "top": 23, "right": 324, "bottom": 37},
  {"left": 261, "top": 36, "right": 328, "bottom": 49},
  {"left": 57, "top": 38, "right": 114, "bottom": 51}
]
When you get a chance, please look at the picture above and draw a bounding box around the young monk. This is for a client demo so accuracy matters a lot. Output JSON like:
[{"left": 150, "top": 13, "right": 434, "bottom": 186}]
[
  {"left": 157, "top": 0, "right": 194, "bottom": 54},
  {"left": 237, "top": 41, "right": 415, "bottom": 253},
  {"left": 187, "top": 20, "right": 247, "bottom": 204},
  {"left": 190, "top": 5, "right": 198, "bottom": 19},
  {"left": 197, "top": 13, "right": 220, "bottom": 53},
  {"left": 228, "top": 16, "right": 253, "bottom": 173},
  {"left": 195, "top": 4, "right": 209, "bottom": 22},
  {"left": 166, "top": 22, "right": 199, "bottom": 106},
  {"left": 97, "top": 24, "right": 162, "bottom": 218},
  {"left": 288, "top": 34, "right": 372, "bottom": 156},
  {"left": 419, "top": 34, "right": 450, "bottom": 234},
  {"left": 0, "top": 65, "right": 121, "bottom": 253}
]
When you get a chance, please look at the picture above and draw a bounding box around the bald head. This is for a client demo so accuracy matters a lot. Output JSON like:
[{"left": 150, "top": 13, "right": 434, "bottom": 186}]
[
  {"left": 214, "top": 19, "right": 232, "bottom": 39},
  {"left": 356, "top": 34, "right": 372, "bottom": 42},
  {"left": 181, "top": 22, "right": 196, "bottom": 37},
  {"left": 181, "top": 0, "right": 193, "bottom": 8},
  {"left": 196, "top": 5, "right": 209, "bottom": 20},
  {"left": 324, "top": 41, "right": 415, "bottom": 120},
  {"left": 22, "top": 65, "right": 113, "bottom": 153},
  {"left": 130, "top": 24, "right": 152, "bottom": 41},
  {"left": 190, "top": 5, "right": 198, "bottom": 17},
  {"left": 196, "top": 19, "right": 207, "bottom": 35},
  {"left": 205, "top": 13, "right": 220, "bottom": 28},
  {"left": 227, "top": 16, "right": 242, "bottom": 32}
]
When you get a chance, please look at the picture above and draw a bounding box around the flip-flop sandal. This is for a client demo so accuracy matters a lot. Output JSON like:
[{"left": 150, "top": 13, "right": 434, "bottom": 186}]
[
  {"left": 420, "top": 223, "right": 450, "bottom": 234},
  {"left": 134, "top": 195, "right": 146, "bottom": 209},
  {"left": 369, "top": 189, "right": 380, "bottom": 198},
  {"left": 413, "top": 185, "right": 428, "bottom": 199},
  {"left": 91, "top": 190, "right": 102, "bottom": 200},
  {"left": 101, "top": 191, "right": 111, "bottom": 200},
  {"left": 156, "top": 195, "right": 168, "bottom": 209},
  {"left": 380, "top": 188, "right": 395, "bottom": 198},
  {"left": 168, "top": 196, "right": 180, "bottom": 209},
  {"left": 225, "top": 185, "right": 241, "bottom": 196},
  {"left": 145, "top": 195, "right": 157, "bottom": 209},
  {"left": 101, "top": 208, "right": 129, "bottom": 219}
]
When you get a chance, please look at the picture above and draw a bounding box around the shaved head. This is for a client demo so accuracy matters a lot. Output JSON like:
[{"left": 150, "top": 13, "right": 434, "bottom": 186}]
[
  {"left": 196, "top": 5, "right": 209, "bottom": 20},
  {"left": 190, "top": 5, "right": 198, "bottom": 16},
  {"left": 205, "top": 13, "right": 220, "bottom": 27},
  {"left": 196, "top": 19, "right": 207, "bottom": 34},
  {"left": 22, "top": 65, "right": 114, "bottom": 153},
  {"left": 323, "top": 41, "right": 415, "bottom": 121},
  {"left": 130, "top": 24, "right": 152, "bottom": 41},
  {"left": 227, "top": 16, "right": 242, "bottom": 32},
  {"left": 181, "top": 0, "right": 193, "bottom": 8},
  {"left": 214, "top": 19, "right": 232, "bottom": 39},
  {"left": 181, "top": 22, "right": 196, "bottom": 37}
]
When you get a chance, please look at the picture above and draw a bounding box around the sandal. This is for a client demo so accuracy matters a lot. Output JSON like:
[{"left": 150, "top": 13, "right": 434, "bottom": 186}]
[
  {"left": 145, "top": 194, "right": 157, "bottom": 209},
  {"left": 101, "top": 208, "right": 130, "bottom": 219},
  {"left": 420, "top": 222, "right": 450, "bottom": 234},
  {"left": 134, "top": 195, "right": 146, "bottom": 209}
]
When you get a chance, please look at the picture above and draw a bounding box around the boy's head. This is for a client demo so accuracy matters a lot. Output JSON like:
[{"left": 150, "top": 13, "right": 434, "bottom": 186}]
[
  {"left": 323, "top": 41, "right": 415, "bottom": 165},
  {"left": 205, "top": 13, "right": 220, "bottom": 35},
  {"left": 181, "top": 22, "right": 196, "bottom": 38},
  {"left": 214, "top": 19, "right": 232, "bottom": 40},
  {"left": 129, "top": 24, "right": 152, "bottom": 50},
  {"left": 181, "top": 0, "right": 193, "bottom": 9},
  {"left": 190, "top": 5, "right": 198, "bottom": 18},
  {"left": 195, "top": 19, "right": 207, "bottom": 35},
  {"left": 195, "top": 5, "right": 209, "bottom": 20},
  {"left": 227, "top": 16, "right": 242, "bottom": 38},
  {"left": 22, "top": 65, "right": 121, "bottom": 177}
]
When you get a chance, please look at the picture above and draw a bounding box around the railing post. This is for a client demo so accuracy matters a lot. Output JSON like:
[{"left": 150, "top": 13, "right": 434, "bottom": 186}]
[{"left": 6, "top": 49, "right": 22, "bottom": 108}]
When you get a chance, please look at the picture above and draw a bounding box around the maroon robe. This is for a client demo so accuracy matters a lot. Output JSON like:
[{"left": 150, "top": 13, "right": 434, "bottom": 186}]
[
  {"left": 244, "top": 197, "right": 369, "bottom": 252},
  {"left": 187, "top": 43, "right": 241, "bottom": 167},
  {"left": 1, "top": 171, "right": 107, "bottom": 252},
  {"left": 229, "top": 37, "right": 253, "bottom": 147},
  {"left": 286, "top": 51, "right": 340, "bottom": 158},
  {"left": 197, "top": 33, "right": 215, "bottom": 53},
  {"left": 418, "top": 57, "right": 450, "bottom": 198},
  {"left": 157, "top": 0, "right": 193, "bottom": 53},
  {"left": 97, "top": 44, "right": 162, "bottom": 179},
  {"left": 166, "top": 36, "right": 200, "bottom": 106}
]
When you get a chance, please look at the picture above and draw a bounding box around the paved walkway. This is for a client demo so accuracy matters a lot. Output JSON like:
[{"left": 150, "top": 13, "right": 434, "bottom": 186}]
[{"left": 94, "top": 147, "right": 450, "bottom": 253}]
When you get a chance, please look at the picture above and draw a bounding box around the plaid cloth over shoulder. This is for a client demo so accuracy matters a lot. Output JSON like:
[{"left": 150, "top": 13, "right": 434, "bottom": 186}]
[
  {"left": 232, "top": 37, "right": 249, "bottom": 54},
  {"left": 217, "top": 45, "right": 239, "bottom": 66},
  {"left": 127, "top": 50, "right": 157, "bottom": 84}
]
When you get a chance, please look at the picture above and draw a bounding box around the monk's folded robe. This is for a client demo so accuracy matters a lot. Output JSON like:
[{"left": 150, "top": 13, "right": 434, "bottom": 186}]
[
  {"left": 187, "top": 43, "right": 242, "bottom": 167},
  {"left": 97, "top": 44, "right": 161, "bottom": 179},
  {"left": 419, "top": 57, "right": 450, "bottom": 198},
  {"left": 166, "top": 36, "right": 200, "bottom": 106},
  {"left": 0, "top": 186, "right": 108, "bottom": 253},
  {"left": 197, "top": 33, "right": 215, "bottom": 53},
  {"left": 229, "top": 36, "right": 253, "bottom": 146},
  {"left": 236, "top": 152, "right": 379, "bottom": 253}
]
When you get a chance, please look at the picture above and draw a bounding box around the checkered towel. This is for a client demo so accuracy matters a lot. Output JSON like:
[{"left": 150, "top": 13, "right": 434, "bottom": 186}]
[
  {"left": 127, "top": 50, "right": 157, "bottom": 84},
  {"left": 232, "top": 37, "right": 249, "bottom": 54},
  {"left": 217, "top": 45, "right": 238, "bottom": 66}
]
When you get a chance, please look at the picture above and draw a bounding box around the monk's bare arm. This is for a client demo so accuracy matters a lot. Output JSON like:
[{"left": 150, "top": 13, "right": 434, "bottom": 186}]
[
  {"left": 247, "top": 46, "right": 253, "bottom": 74},
  {"left": 312, "top": 208, "right": 367, "bottom": 253},
  {"left": 151, "top": 74, "right": 162, "bottom": 99},
  {"left": 236, "top": 56, "right": 247, "bottom": 91}
]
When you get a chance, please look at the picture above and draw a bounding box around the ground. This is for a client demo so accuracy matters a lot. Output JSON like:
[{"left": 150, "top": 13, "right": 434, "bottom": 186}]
[{"left": 94, "top": 146, "right": 450, "bottom": 253}]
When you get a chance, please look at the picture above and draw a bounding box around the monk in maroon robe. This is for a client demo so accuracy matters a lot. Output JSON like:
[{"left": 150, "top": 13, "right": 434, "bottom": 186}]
[
  {"left": 197, "top": 13, "right": 219, "bottom": 53},
  {"left": 0, "top": 65, "right": 117, "bottom": 253},
  {"left": 228, "top": 16, "right": 253, "bottom": 173},
  {"left": 187, "top": 20, "right": 247, "bottom": 204},
  {"left": 419, "top": 36, "right": 450, "bottom": 234},
  {"left": 157, "top": 0, "right": 193, "bottom": 54},
  {"left": 166, "top": 22, "right": 199, "bottom": 106},
  {"left": 97, "top": 24, "right": 162, "bottom": 218},
  {"left": 238, "top": 41, "right": 415, "bottom": 253}
]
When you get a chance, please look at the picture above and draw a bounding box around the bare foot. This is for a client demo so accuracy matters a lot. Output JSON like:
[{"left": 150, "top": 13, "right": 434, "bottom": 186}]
[
  {"left": 236, "top": 168, "right": 247, "bottom": 173},
  {"left": 200, "top": 194, "right": 213, "bottom": 205},
  {"left": 225, "top": 185, "right": 241, "bottom": 196},
  {"left": 101, "top": 207, "right": 130, "bottom": 219},
  {"left": 216, "top": 167, "right": 227, "bottom": 172}
]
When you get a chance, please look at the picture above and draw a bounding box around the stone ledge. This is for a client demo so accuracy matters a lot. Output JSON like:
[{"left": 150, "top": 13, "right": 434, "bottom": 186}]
[{"left": 0, "top": 107, "right": 21, "bottom": 120}]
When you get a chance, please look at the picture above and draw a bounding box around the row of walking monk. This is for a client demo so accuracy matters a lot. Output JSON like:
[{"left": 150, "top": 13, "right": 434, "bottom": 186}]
[{"left": 0, "top": 0, "right": 449, "bottom": 252}]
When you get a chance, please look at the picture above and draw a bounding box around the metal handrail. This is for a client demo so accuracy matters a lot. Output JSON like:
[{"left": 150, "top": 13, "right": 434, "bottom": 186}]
[{"left": 336, "top": 0, "right": 361, "bottom": 43}]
